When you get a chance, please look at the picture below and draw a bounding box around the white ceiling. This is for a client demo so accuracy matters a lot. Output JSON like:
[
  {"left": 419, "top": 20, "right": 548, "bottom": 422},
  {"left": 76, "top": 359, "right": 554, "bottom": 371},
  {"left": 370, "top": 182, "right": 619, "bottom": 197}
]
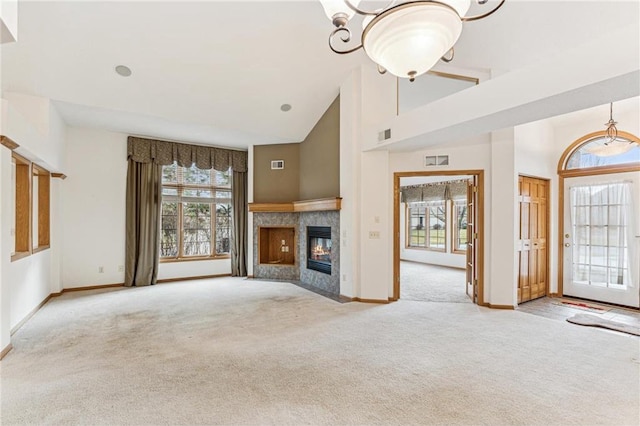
[{"left": 1, "top": 1, "right": 639, "bottom": 149}]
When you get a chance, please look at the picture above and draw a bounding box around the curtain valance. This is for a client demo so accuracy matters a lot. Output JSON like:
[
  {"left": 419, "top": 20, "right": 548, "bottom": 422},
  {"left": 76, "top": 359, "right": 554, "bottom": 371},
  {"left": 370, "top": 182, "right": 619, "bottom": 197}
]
[
  {"left": 401, "top": 180, "right": 467, "bottom": 203},
  {"left": 127, "top": 136, "right": 248, "bottom": 172}
]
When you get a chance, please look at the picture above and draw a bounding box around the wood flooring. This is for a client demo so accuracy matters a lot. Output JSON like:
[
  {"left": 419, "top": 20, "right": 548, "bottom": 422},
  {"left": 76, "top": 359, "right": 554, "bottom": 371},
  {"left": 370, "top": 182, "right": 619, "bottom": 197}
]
[{"left": 517, "top": 296, "right": 640, "bottom": 327}]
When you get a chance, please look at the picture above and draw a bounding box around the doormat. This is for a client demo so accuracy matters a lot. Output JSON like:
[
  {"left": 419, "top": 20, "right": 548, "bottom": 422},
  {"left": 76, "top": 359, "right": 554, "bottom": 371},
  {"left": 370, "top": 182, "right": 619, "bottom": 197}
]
[
  {"left": 567, "top": 314, "right": 640, "bottom": 336},
  {"left": 552, "top": 299, "right": 611, "bottom": 314}
]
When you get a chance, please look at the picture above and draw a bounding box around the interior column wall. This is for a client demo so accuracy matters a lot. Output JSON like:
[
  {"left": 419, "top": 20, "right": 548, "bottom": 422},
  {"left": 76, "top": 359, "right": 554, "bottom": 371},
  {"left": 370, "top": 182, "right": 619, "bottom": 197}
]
[{"left": 489, "top": 128, "right": 518, "bottom": 307}]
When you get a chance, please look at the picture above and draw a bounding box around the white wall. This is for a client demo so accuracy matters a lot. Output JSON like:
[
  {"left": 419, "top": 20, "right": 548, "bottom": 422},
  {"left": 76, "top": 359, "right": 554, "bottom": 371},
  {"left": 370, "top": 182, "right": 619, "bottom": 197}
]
[
  {"left": 61, "top": 126, "right": 231, "bottom": 289},
  {"left": 359, "top": 150, "right": 390, "bottom": 300},
  {"left": 0, "top": 95, "right": 66, "bottom": 343},
  {"left": 62, "top": 127, "right": 128, "bottom": 287},
  {"left": 339, "top": 69, "right": 362, "bottom": 298},
  {"left": 0, "top": 0, "right": 18, "bottom": 43},
  {"left": 0, "top": 144, "right": 11, "bottom": 351},
  {"left": 489, "top": 128, "right": 518, "bottom": 307}
]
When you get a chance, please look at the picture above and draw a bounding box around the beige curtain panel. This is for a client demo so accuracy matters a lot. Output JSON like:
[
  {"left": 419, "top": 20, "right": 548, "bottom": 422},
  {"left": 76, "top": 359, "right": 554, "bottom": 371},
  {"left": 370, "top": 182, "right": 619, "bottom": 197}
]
[
  {"left": 125, "top": 160, "right": 162, "bottom": 287},
  {"left": 401, "top": 180, "right": 468, "bottom": 203},
  {"left": 231, "top": 170, "right": 248, "bottom": 277},
  {"left": 127, "top": 136, "right": 247, "bottom": 172}
]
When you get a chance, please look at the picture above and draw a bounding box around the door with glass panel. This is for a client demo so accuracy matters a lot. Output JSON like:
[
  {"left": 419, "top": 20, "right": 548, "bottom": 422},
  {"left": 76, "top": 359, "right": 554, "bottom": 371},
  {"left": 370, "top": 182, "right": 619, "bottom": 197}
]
[{"left": 563, "top": 172, "right": 640, "bottom": 307}]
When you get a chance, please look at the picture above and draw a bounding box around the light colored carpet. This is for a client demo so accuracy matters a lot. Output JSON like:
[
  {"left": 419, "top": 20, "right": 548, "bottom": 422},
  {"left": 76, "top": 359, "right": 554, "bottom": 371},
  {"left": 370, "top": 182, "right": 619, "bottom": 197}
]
[
  {"left": 401, "top": 261, "right": 470, "bottom": 303},
  {"left": 1, "top": 277, "right": 639, "bottom": 425}
]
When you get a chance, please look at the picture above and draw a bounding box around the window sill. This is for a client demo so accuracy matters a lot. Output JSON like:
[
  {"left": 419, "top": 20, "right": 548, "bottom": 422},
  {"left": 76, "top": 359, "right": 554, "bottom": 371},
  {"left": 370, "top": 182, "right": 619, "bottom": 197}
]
[
  {"left": 32, "top": 245, "right": 50, "bottom": 254},
  {"left": 11, "top": 251, "right": 31, "bottom": 262},
  {"left": 160, "top": 255, "right": 230, "bottom": 264},
  {"left": 405, "top": 246, "right": 447, "bottom": 253}
]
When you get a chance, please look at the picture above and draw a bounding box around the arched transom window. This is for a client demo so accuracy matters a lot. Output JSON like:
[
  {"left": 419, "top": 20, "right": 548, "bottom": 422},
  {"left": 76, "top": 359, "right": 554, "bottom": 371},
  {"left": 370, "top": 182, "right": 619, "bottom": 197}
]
[{"left": 559, "top": 130, "right": 640, "bottom": 173}]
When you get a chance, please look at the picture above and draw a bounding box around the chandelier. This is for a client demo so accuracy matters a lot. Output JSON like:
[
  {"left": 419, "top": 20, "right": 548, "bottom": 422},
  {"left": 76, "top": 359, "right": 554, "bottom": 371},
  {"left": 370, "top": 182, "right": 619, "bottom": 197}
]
[
  {"left": 586, "top": 102, "right": 635, "bottom": 157},
  {"left": 319, "top": 0, "right": 506, "bottom": 81}
]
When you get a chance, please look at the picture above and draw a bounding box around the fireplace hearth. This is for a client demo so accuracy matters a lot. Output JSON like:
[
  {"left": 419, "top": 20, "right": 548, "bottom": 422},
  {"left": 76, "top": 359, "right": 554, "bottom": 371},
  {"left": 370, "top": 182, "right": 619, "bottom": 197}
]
[{"left": 307, "top": 226, "right": 331, "bottom": 275}]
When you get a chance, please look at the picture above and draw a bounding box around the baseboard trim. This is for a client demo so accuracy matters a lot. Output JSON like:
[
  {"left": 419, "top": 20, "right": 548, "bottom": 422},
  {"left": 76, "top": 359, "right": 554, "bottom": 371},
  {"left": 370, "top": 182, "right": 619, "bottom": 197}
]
[
  {"left": 487, "top": 303, "right": 515, "bottom": 310},
  {"left": 62, "top": 283, "right": 124, "bottom": 293},
  {"left": 157, "top": 273, "right": 231, "bottom": 284},
  {"left": 0, "top": 343, "right": 13, "bottom": 360},
  {"left": 352, "top": 297, "right": 390, "bottom": 304},
  {"left": 10, "top": 293, "right": 57, "bottom": 336}
]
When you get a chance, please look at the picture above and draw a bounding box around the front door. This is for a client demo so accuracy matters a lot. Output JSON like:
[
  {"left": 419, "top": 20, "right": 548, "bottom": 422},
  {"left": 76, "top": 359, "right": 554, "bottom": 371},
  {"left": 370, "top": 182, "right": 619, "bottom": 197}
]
[{"left": 563, "top": 172, "right": 640, "bottom": 307}]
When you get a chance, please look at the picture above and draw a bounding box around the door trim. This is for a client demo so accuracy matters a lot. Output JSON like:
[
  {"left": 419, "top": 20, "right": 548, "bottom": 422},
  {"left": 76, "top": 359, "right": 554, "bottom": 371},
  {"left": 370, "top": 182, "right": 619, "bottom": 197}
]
[{"left": 393, "top": 170, "right": 485, "bottom": 306}]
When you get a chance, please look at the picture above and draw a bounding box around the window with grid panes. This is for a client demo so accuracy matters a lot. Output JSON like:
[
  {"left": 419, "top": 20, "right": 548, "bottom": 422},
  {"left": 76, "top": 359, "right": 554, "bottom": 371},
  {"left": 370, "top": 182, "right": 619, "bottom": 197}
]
[
  {"left": 453, "top": 200, "right": 468, "bottom": 252},
  {"left": 160, "top": 163, "right": 232, "bottom": 260},
  {"left": 407, "top": 201, "right": 446, "bottom": 250}
]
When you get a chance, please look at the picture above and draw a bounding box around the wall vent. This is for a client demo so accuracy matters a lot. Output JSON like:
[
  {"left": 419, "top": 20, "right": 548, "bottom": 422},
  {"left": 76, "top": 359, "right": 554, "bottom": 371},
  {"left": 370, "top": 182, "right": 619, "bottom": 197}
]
[
  {"left": 425, "top": 155, "right": 449, "bottom": 167},
  {"left": 378, "top": 128, "right": 391, "bottom": 142},
  {"left": 270, "top": 160, "right": 285, "bottom": 170}
]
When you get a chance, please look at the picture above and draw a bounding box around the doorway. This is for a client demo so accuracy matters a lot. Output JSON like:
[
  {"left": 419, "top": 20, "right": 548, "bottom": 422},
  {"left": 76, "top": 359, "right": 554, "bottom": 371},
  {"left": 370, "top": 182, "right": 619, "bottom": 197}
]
[
  {"left": 561, "top": 172, "right": 639, "bottom": 307},
  {"left": 557, "top": 130, "right": 640, "bottom": 308},
  {"left": 393, "top": 170, "right": 484, "bottom": 305}
]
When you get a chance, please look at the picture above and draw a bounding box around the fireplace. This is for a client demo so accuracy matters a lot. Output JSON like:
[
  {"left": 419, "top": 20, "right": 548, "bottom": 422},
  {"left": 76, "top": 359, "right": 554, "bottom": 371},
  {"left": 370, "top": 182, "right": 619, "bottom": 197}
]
[{"left": 307, "top": 226, "right": 332, "bottom": 275}]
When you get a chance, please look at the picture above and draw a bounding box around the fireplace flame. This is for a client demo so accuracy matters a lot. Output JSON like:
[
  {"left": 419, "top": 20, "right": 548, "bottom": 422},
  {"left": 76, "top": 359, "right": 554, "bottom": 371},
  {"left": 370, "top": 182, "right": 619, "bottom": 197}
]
[{"left": 313, "top": 245, "right": 330, "bottom": 256}]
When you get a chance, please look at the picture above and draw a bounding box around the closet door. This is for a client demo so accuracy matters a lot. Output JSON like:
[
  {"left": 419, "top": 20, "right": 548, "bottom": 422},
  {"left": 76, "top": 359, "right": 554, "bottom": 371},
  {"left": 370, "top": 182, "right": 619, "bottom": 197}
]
[{"left": 518, "top": 176, "right": 549, "bottom": 304}]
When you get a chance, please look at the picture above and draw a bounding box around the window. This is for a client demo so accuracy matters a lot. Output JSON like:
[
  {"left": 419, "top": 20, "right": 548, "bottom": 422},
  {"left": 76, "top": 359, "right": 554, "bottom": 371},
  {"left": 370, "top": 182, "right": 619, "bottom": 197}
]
[
  {"left": 160, "top": 163, "right": 232, "bottom": 260},
  {"left": 407, "top": 201, "right": 446, "bottom": 251},
  {"left": 33, "top": 165, "right": 51, "bottom": 252},
  {"left": 566, "top": 135, "right": 640, "bottom": 170},
  {"left": 11, "top": 153, "right": 50, "bottom": 261},
  {"left": 453, "top": 201, "right": 468, "bottom": 252},
  {"left": 570, "top": 183, "right": 631, "bottom": 288}
]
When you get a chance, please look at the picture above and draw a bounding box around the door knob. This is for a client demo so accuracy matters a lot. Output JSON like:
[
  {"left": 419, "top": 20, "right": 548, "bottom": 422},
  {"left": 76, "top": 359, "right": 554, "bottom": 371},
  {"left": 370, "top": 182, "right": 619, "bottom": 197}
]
[{"left": 564, "top": 243, "right": 570, "bottom": 247}]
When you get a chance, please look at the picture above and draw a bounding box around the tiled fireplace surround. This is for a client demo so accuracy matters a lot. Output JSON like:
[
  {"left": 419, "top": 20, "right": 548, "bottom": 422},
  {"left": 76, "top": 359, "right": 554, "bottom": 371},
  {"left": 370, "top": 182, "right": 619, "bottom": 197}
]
[{"left": 252, "top": 211, "right": 340, "bottom": 296}]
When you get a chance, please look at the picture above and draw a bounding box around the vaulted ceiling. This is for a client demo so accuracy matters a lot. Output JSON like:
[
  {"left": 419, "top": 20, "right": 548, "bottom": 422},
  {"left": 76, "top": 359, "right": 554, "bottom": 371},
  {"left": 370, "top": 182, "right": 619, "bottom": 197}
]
[{"left": 1, "top": 1, "right": 638, "bottom": 149}]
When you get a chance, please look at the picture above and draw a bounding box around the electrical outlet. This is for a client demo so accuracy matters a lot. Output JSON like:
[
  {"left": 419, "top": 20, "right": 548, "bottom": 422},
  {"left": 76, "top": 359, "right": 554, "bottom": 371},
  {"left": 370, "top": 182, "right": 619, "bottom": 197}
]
[
  {"left": 342, "top": 274, "right": 347, "bottom": 281},
  {"left": 369, "top": 231, "right": 380, "bottom": 239},
  {"left": 98, "top": 266, "right": 104, "bottom": 273},
  {"left": 118, "top": 265, "right": 124, "bottom": 272}
]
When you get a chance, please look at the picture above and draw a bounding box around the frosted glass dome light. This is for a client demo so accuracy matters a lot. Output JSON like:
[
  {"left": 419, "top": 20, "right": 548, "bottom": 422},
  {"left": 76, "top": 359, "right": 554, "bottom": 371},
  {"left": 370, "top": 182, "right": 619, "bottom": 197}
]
[
  {"left": 363, "top": 3, "right": 463, "bottom": 80},
  {"left": 322, "top": 0, "right": 505, "bottom": 82}
]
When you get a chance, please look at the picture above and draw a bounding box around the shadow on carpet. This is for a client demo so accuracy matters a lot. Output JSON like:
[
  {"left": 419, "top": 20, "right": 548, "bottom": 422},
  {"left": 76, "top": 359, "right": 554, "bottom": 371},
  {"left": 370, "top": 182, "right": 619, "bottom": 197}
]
[{"left": 567, "top": 314, "right": 640, "bottom": 336}]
